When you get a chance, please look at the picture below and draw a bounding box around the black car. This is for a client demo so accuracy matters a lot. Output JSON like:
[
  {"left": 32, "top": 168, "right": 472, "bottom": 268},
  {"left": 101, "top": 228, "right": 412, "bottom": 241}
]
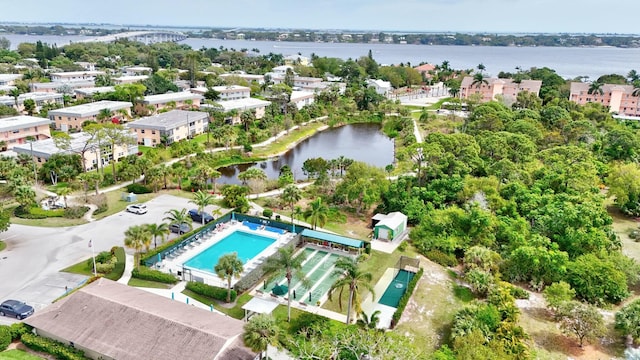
[
  {"left": 169, "top": 223, "right": 191, "bottom": 234},
  {"left": 0, "top": 300, "right": 34, "bottom": 320},
  {"left": 188, "top": 209, "right": 214, "bottom": 224}
]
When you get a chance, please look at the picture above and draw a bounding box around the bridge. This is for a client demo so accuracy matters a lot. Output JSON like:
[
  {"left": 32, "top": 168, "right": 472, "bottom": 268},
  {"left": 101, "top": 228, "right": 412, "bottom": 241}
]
[{"left": 77, "top": 31, "right": 187, "bottom": 45}]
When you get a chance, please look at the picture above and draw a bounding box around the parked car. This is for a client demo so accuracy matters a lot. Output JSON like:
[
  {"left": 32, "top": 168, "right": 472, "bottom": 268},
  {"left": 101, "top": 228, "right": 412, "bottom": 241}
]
[
  {"left": 169, "top": 223, "right": 191, "bottom": 235},
  {"left": 0, "top": 300, "right": 34, "bottom": 320},
  {"left": 188, "top": 209, "right": 214, "bottom": 224},
  {"left": 126, "top": 204, "right": 148, "bottom": 215}
]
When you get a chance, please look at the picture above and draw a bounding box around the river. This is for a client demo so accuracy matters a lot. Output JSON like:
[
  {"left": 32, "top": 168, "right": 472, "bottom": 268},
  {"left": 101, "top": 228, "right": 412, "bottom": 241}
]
[
  {"left": 216, "top": 123, "right": 394, "bottom": 185},
  {"left": 3, "top": 34, "right": 640, "bottom": 80}
]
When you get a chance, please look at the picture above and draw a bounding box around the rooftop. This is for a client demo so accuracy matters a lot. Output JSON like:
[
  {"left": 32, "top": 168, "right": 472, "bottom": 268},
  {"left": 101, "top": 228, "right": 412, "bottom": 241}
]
[
  {"left": 74, "top": 86, "right": 115, "bottom": 95},
  {"left": 300, "top": 229, "right": 364, "bottom": 248},
  {"left": 49, "top": 70, "right": 105, "bottom": 77},
  {"left": 216, "top": 98, "right": 272, "bottom": 112},
  {"left": 142, "top": 92, "right": 204, "bottom": 105},
  {"left": 127, "top": 110, "right": 209, "bottom": 131},
  {"left": 48, "top": 100, "right": 131, "bottom": 117},
  {"left": 0, "top": 116, "right": 52, "bottom": 132}
]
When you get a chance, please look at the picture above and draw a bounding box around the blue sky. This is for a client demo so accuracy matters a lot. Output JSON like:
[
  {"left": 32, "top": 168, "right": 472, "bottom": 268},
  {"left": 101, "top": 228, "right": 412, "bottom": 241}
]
[{"left": 1, "top": 0, "right": 638, "bottom": 34}]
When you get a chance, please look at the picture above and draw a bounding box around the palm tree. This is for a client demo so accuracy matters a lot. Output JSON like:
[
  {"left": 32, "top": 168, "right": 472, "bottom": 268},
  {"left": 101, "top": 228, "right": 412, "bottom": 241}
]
[
  {"left": 328, "top": 257, "right": 375, "bottom": 324},
  {"left": 588, "top": 81, "right": 604, "bottom": 96},
  {"left": 471, "top": 72, "right": 489, "bottom": 89},
  {"left": 243, "top": 314, "right": 279, "bottom": 360},
  {"left": 163, "top": 208, "right": 192, "bottom": 232},
  {"left": 124, "top": 224, "right": 152, "bottom": 268},
  {"left": 147, "top": 223, "right": 170, "bottom": 249},
  {"left": 263, "top": 246, "right": 307, "bottom": 322},
  {"left": 170, "top": 164, "right": 188, "bottom": 190},
  {"left": 476, "top": 63, "right": 486, "bottom": 74},
  {"left": 55, "top": 187, "right": 72, "bottom": 208},
  {"left": 281, "top": 184, "right": 302, "bottom": 231},
  {"left": 8, "top": 88, "right": 20, "bottom": 109},
  {"left": 628, "top": 69, "right": 640, "bottom": 83},
  {"left": 303, "top": 198, "right": 329, "bottom": 230},
  {"left": 96, "top": 108, "right": 113, "bottom": 124},
  {"left": 190, "top": 190, "right": 216, "bottom": 225},
  {"left": 357, "top": 310, "right": 381, "bottom": 330},
  {"left": 214, "top": 252, "right": 244, "bottom": 303}
]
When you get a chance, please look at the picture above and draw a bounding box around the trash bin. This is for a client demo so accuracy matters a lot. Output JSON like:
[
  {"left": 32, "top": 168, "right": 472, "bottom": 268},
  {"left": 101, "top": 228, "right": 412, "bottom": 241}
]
[{"left": 276, "top": 215, "right": 281, "bottom": 220}]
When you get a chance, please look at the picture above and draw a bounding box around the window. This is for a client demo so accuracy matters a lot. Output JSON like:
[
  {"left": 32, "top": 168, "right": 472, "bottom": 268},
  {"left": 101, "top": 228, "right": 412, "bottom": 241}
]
[
  {"left": 141, "top": 129, "right": 145, "bottom": 134},
  {"left": 12, "top": 130, "right": 19, "bottom": 134},
  {"left": 37, "top": 157, "right": 42, "bottom": 162},
  {"left": 151, "top": 130, "right": 156, "bottom": 135}
]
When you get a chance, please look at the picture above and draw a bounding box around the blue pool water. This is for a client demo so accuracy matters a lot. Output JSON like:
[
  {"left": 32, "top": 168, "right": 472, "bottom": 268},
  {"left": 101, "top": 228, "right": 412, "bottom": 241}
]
[
  {"left": 378, "top": 270, "right": 416, "bottom": 308},
  {"left": 242, "top": 220, "right": 287, "bottom": 235},
  {"left": 184, "top": 230, "right": 276, "bottom": 272}
]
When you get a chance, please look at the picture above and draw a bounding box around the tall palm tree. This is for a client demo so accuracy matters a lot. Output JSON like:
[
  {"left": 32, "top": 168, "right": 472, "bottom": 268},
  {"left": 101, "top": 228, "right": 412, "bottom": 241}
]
[
  {"left": 263, "top": 246, "right": 307, "bottom": 322},
  {"left": 124, "top": 224, "right": 152, "bottom": 268},
  {"left": 471, "top": 72, "right": 489, "bottom": 89},
  {"left": 214, "top": 252, "right": 244, "bottom": 303},
  {"left": 8, "top": 88, "right": 20, "bottom": 109},
  {"left": 281, "top": 184, "right": 302, "bottom": 231},
  {"left": 303, "top": 197, "right": 329, "bottom": 230},
  {"left": 163, "top": 208, "right": 192, "bottom": 232},
  {"left": 147, "top": 223, "right": 170, "bottom": 249},
  {"left": 243, "top": 314, "right": 279, "bottom": 360},
  {"left": 328, "top": 257, "right": 375, "bottom": 324},
  {"left": 628, "top": 69, "right": 640, "bottom": 83},
  {"left": 96, "top": 108, "right": 113, "bottom": 124},
  {"left": 170, "top": 164, "right": 188, "bottom": 189},
  {"left": 588, "top": 81, "right": 604, "bottom": 96},
  {"left": 190, "top": 190, "right": 216, "bottom": 225}
]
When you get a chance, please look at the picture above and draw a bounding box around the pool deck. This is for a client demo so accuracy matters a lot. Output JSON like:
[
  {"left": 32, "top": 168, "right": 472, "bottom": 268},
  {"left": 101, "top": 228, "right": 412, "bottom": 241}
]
[
  {"left": 157, "top": 221, "right": 296, "bottom": 288},
  {"left": 361, "top": 267, "right": 397, "bottom": 329}
]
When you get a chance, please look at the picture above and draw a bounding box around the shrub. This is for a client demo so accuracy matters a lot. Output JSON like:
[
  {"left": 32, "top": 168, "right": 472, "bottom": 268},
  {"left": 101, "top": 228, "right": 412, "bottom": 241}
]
[
  {"left": 0, "top": 325, "right": 11, "bottom": 351},
  {"left": 64, "top": 206, "right": 89, "bottom": 219},
  {"left": 186, "top": 281, "right": 236, "bottom": 302},
  {"left": 9, "top": 322, "right": 30, "bottom": 340},
  {"left": 288, "top": 313, "right": 330, "bottom": 337},
  {"left": 131, "top": 267, "right": 178, "bottom": 284},
  {"left": 88, "top": 194, "right": 107, "bottom": 215},
  {"left": 21, "top": 333, "right": 88, "bottom": 360},
  {"left": 96, "top": 262, "right": 115, "bottom": 273},
  {"left": 29, "top": 207, "right": 65, "bottom": 218},
  {"left": 104, "top": 247, "right": 126, "bottom": 281},
  {"left": 425, "top": 250, "right": 458, "bottom": 267},
  {"left": 390, "top": 268, "right": 423, "bottom": 329},
  {"left": 398, "top": 241, "right": 408, "bottom": 252},
  {"left": 262, "top": 208, "right": 273, "bottom": 218},
  {"left": 126, "top": 183, "right": 152, "bottom": 194},
  {"left": 510, "top": 285, "right": 530, "bottom": 300}
]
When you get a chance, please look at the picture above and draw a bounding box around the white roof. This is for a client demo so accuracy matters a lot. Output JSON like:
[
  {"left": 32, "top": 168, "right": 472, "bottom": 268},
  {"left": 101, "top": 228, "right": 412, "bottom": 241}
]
[
  {"left": 127, "top": 110, "right": 209, "bottom": 131},
  {"left": 367, "top": 79, "right": 392, "bottom": 89},
  {"left": 0, "top": 74, "right": 23, "bottom": 82},
  {"left": 0, "top": 116, "right": 52, "bottom": 132},
  {"left": 290, "top": 90, "right": 315, "bottom": 101},
  {"left": 74, "top": 86, "right": 115, "bottom": 95},
  {"left": 142, "top": 92, "right": 203, "bottom": 105},
  {"left": 48, "top": 100, "right": 131, "bottom": 117},
  {"left": 241, "top": 297, "right": 279, "bottom": 315},
  {"left": 13, "top": 130, "right": 135, "bottom": 158},
  {"left": 375, "top": 212, "right": 407, "bottom": 229},
  {"left": 50, "top": 71, "right": 105, "bottom": 77},
  {"left": 216, "top": 98, "right": 271, "bottom": 112},
  {"left": 114, "top": 75, "right": 149, "bottom": 82}
]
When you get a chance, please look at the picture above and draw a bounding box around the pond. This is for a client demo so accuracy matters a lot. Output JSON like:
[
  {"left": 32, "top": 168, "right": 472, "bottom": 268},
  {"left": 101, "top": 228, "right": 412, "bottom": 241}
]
[{"left": 216, "top": 123, "right": 395, "bottom": 185}]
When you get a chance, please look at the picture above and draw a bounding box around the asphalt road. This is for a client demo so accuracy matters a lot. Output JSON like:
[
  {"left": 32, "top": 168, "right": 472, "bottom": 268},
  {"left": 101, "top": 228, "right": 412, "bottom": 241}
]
[{"left": 0, "top": 194, "right": 210, "bottom": 325}]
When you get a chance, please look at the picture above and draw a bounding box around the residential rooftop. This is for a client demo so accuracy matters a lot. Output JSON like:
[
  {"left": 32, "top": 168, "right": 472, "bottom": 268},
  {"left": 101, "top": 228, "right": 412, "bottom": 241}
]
[
  {"left": 74, "top": 86, "right": 115, "bottom": 96},
  {"left": 0, "top": 116, "right": 52, "bottom": 132},
  {"left": 142, "top": 92, "right": 203, "bottom": 105},
  {"left": 48, "top": 100, "right": 131, "bottom": 117},
  {"left": 127, "top": 110, "right": 209, "bottom": 131},
  {"left": 215, "top": 98, "right": 272, "bottom": 112}
]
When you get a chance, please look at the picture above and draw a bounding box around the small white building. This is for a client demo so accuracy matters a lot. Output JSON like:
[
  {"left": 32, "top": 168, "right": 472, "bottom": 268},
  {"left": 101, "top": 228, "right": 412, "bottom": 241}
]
[
  {"left": 372, "top": 212, "right": 408, "bottom": 242},
  {"left": 366, "top": 79, "right": 393, "bottom": 96},
  {"left": 74, "top": 86, "right": 115, "bottom": 100},
  {"left": 124, "top": 66, "right": 153, "bottom": 76}
]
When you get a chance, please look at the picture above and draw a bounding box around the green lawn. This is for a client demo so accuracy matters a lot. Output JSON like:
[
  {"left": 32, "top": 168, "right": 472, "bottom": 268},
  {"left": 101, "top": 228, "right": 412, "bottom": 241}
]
[
  {"left": 61, "top": 247, "right": 126, "bottom": 281},
  {"left": 0, "top": 349, "right": 45, "bottom": 360},
  {"left": 0, "top": 241, "right": 6, "bottom": 252},
  {"left": 252, "top": 122, "right": 326, "bottom": 157},
  {"left": 181, "top": 290, "right": 252, "bottom": 319},
  {"left": 128, "top": 278, "right": 172, "bottom": 289},
  {"left": 10, "top": 215, "right": 88, "bottom": 228},
  {"left": 92, "top": 191, "right": 156, "bottom": 220}
]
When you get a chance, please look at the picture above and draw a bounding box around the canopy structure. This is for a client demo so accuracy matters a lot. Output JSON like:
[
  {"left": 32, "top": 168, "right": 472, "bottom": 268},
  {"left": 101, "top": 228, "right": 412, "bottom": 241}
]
[
  {"left": 242, "top": 297, "right": 279, "bottom": 321},
  {"left": 300, "top": 229, "right": 364, "bottom": 249}
]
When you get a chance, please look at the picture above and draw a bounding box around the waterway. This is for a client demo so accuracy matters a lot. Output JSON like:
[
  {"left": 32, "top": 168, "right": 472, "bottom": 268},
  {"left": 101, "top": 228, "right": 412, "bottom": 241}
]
[
  {"left": 216, "top": 123, "right": 394, "bottom": 185},
  {"left": 3, "top": 34, "right": 640, "bottom": 80}
]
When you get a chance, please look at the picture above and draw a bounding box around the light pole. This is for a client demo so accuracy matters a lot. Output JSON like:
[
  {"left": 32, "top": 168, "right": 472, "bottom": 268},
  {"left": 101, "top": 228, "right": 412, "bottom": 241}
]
[{"left": 27, "top": 137, "right": 37, "bottom": 186}]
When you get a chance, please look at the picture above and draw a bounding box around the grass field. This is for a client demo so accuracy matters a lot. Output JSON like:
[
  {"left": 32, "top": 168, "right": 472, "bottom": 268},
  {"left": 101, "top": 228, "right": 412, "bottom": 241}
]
[
  {"left": 128, "top": 278, "right": 172, "bottom": 289},
  {"left": 92, "top": 191, "right": 156, "bottom": 220},
  {"left": 0, "top": 349, "right": 45, "bottom": 360}
]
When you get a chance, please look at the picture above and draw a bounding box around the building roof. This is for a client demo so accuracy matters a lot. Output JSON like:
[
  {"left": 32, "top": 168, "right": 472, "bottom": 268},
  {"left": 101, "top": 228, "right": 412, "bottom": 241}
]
[
  {"left": 0, "top": 92, "right": 63, "bottom": 106},
  {"left": 127, "top": 110, "right": 209, "bottom": 131},
  {"left": 25, "top": 279, "right": 254, "bottom": 360},
  {"left": 216, "top": 98, "right": 272, "bottom": 112},
  {"left": 48, "top": 100, "right": 131, "bottom": 117},
  {"left": 113, "top": 75, "right": 149, "bottom": 82},
  {"left": 414, "top": 64, "right": 435, "bottom": 73},
  {"left": 366, "top": 79, "right": 392, "bottom": 89},
  {"left": 374, "top": 212, "right": 407, "bottom": 230},
  {"left": 142, "top": 92, "right": 204, "bottom": 105},
  {"left": 0, "top": 116, "right": 52, "bottom": 132},
  {"left": 31, "top": 81, "right": 96, "bottom": 90},
  {"left": 242, "top": 297, "right": 279, "bottom": 315},
  {"left": 49, "top": 70, "right": 105, "bottom": 77},
  {"left": 570, "top": 81, "right": 635, "bottom": 95},
  {"left": 0, "top": 74, "right": 23, "bottom": 82},
  {"left": 74, "top": 86, "right": 115, "bottom": 96},
  {"left": 300, "top": 229, "right": 364, "bottom": 248},
  {"left": 13, "top": 129, "right": 135, "bottom": 158},
  {"left": 290, "top": 90, "right": 315, "bottom": 101}
]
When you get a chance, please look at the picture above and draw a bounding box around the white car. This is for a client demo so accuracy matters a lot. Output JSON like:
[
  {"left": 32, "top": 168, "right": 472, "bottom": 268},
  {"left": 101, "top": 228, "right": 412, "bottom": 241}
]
[{"left": 126, "top": 204, "right": 148, "bottom": 215}]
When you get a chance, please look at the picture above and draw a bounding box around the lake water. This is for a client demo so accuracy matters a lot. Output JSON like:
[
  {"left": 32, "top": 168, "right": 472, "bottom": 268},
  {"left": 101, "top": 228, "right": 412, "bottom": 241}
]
[
  {"left": 3, "top": 34, "right": 640, "bottom": 79},
  {"left": 216, "top": 123, "right": 395, "bottom": 185}
]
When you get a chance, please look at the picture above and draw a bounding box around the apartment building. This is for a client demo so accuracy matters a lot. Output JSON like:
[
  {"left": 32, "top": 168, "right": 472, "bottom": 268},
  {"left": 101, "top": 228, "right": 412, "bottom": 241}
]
[
  {"left": 126, "top": 110, "right": 209, "bottom": 146},
  {"left": 140, "top": 92, "right": 203, "bottom": 114},
  {"left": 290, "top": 91, "right": 315, "bottom": 109},
  {"left": 569, "top": 82, "right": 640, "bottom": 116},
  {"left": 0, "top": 116, "right": 52, "bottom": 150},
  {"left": 0, "top": 74, "right": 22, "bottom": 86},
  {"left": 74, "top": 87, "right": 115, "bottom": 100},
  {"left": 191, "top": 85, "right": 251, "bottom": 101},
  {"left": 50, "top": 71, "right": 104, "bottom": 83},
  {"left": 30, "top": 81, "right": 96, "bottom": 93},
  {"left": 0, "top": 92, "right": 64, "bottom": 114},
  {"left": 460, "top": 76, "right": 542, "bottom": 103},
  {"left": 48, "top": 100, "right": 132, "bottom": 131}
]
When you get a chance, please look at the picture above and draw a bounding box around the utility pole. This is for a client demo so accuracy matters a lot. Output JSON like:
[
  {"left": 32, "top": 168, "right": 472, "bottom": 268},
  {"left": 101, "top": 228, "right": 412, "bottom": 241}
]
[{"left": 28, "top": 137, "right": 37, "bottom": 186}]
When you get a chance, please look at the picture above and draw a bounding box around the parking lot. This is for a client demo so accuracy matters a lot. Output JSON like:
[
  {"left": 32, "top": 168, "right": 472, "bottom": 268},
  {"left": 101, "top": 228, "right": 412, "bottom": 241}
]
[{"left": 0, "top": 194, "right": 220, "bottom": 325}]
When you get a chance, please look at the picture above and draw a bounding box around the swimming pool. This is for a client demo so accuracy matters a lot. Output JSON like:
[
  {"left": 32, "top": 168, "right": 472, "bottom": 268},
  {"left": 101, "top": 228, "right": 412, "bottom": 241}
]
[
  {"left": 378, "top": 270, "right": 415, "bottom": 308},
  {"left": 184, "top": 230, "right": 276, "bottom": 273},
  {"left": 242, "top": 220, "right": 287, "bottom": 235}
]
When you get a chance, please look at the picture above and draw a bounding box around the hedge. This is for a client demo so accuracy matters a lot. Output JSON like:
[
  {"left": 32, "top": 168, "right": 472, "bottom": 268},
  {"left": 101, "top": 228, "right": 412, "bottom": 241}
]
[
  {"left": 126, "top": 183, "right": 152, "bottom": 194},
  {"left": 104, "top": 247, "right": 126, "bottom": 281},
  {"left": 131, "top": 266, "right": 178, "bottom": 284},
  {"left": 425, "top": 250, "right": 458, "bottom": 267},
  {"left": 9, "top": 322, "right": 30, "bottom": 340},
  {"left": 63, "top": 206, "right": 89, "bottom": 219},
  {"left": 0, "top": 326, "right": 10, "bottom": 351},
  {"left": 186, "top": 281, "right": 236, "bottom": 302},
  {"left": 390, "top": 267, "right": 424, "bottom": 329},
  {"left": 21, "top": 333, "right": 89, "bottom": 360}
]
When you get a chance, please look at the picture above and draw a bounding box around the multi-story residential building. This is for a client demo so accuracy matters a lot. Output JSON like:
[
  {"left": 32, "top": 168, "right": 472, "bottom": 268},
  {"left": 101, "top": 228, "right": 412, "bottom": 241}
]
[
  {"left": 460, "top": 76, "right": 542, "bottom": 103},
  {"left": 74, "top": 62, "right": 97, "bottom": 71},
  {"left": 219, "top": 72, "right": 265, "bottom": 85},
  {"left": 13, "top": 130, "right": 137, "bottom": 171},
  {"left": 212, "top": 98, "right": 272, "bottom": 124},
  {"left": 0, "top": 116, "right": 52, "bottom": 150},
  {"left": 123, "top": 66, "right": 152, "bottom": 76},
  {"left": 0, "top": 92, "right": 64, "bottom": 114},
  {"left": 271, "top": 65, "right": 294, "bottom": 75},
  {"left": 74, "top": 87, "right": 115, "bottom": 100},
  {"left": 126, "top": 110, "right": 209, "bottom": 146},
  {"left": 113, "top": 75, "right": 149, "bottom": 85},
  {"left": 49, "top": 71, "right": 104, "bottom": 83},
  {"left": 140, "top": 92, "right": 203, "bottom": 114},
  {"left": 30, "top": 81, "right": 96, "bottom": 93},
  {"left": 569, "top": 82, "right": 640, "bottom": 116},
  {"left": 48, "top": 100, "right": 132, "bottom": 131},
  {"left": 0, "top": 74, "right": 22, "bottom": 86},
  {"left": 191, "top": 85, "right": 251, "bottom": 101}
]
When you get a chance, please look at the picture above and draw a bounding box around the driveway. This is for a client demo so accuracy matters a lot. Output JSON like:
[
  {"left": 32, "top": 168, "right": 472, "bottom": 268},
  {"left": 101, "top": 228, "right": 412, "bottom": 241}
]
[{"left": 0, "top": 194, "right": 212, "bottom": 324}]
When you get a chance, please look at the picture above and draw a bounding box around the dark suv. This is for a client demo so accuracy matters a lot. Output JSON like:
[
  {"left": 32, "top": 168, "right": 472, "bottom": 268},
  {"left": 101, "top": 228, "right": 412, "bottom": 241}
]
[
  {"left": 188, "top": 209, "right": 214, "bottom": 224},
  {"left": 0, "top": 300, "right": 34, "bottom": 320},
  {"left": 169, "top": 223, "right": 191, "bottom": 235}
]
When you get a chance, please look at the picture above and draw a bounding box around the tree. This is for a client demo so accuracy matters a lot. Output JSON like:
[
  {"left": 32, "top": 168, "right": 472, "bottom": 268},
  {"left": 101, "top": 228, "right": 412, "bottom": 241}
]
[
  {"left": 124, "top": 224, "right": 152, "bottom": 268},
  {"left": 567, "top": 253, "right": 629, "bottom": 305},
  {"left": 357, "top": 310, "right": 381, "bottom": 330},
  {"left": 55, "top": 187, "right": 72, "bottom": 208},
  {"left": 303, "top": 197, "right": 329, "bottom": 230},
  {"left": 147, "top": 223, "right": 170, "bottom": 249},
  {"left": 281, "top": 184, "right": 302, "bottom": 229},
  {"left": 163, "top": 208, "right": 192, "bottom": 232},
  {"left": 214, "top": 253, "right": 244, "bottom": 303},
  {"left": 615, "top": 298, "right": 640, "bottom": 343},
  {"left": 328, "top": 257, "right": 374, "bottom": 324},
  {"left": 543, "top": 281, "right": 576, "bottom": 313},
  {"left": 557, "top": 301, "right": 605, "bottom": 347},
  {"left": 243, "top": 314, "right": 279, "bottom": 360},
  {"left": 587, "top": 81, "right": 604, "bottom": 95},
  {"left": 606, "top": 162, "right": 640, "bottom": 216},
  {"left": 96, "top": 108, "right": 113, "bottom": 124},
  {"left": 471, "top": 72, "right": 489, "bottom": 89},
  {"left": 13, "top": 185, "right": 36, "bottom": 208},
  {"left": 263, "top": 246, "right": 306, "bottom": 322},
  {"left": 189, "top": 190, "right": 216, "bottom": 225},
  {"left": 220, "top": 184, "right": 249, "bottom": 212},
  {"left": 101, "top": 124, "right": 135, "bottom": 180}
]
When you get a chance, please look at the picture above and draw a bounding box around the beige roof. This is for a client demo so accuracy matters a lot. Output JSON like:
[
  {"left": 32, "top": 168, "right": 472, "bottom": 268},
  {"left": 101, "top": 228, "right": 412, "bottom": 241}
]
[
  {"left": 25, "top": 279, "right": 254, "bottom": 360},
  {"left": 570, "top": 81, "right": 635, "bottom": 95}
]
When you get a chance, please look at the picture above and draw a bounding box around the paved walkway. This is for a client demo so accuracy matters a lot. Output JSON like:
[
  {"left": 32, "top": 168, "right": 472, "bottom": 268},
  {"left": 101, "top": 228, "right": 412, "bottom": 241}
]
[{"left": 117, "top": 253, "right": 135, "bottom": 285}]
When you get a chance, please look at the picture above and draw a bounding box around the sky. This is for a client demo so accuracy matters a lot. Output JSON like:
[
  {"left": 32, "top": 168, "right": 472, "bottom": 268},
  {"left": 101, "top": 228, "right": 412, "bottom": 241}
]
[{"left": 0, "top": 0, "right": 638, "bottom": 34}]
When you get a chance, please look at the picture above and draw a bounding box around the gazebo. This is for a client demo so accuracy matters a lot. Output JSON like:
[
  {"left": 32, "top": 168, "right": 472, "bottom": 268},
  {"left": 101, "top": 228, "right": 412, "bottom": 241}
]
[{"left": 242, "top": 297, "right": 279, "bottom": 321}]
